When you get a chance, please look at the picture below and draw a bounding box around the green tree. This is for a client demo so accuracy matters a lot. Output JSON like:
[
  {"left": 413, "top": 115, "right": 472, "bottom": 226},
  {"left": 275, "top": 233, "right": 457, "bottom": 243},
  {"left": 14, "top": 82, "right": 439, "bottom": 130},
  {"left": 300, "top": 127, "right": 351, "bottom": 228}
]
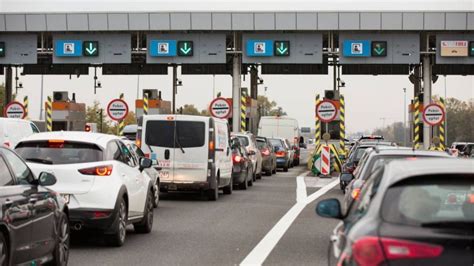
[
  {"left": 257, "top": 95, "right": 287, "bottom": 116},
  {"left": 443, "top": 97, "right": 474, "bottom": 145},
  {"left": 86, "top": 101, "right": 111, "bottom": 133}
]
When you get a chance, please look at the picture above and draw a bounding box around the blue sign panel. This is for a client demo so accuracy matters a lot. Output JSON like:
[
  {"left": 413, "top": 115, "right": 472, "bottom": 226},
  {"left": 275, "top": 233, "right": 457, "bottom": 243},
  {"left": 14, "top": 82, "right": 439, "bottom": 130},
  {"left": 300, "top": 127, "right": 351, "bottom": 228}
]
[
  {"left": 246, "top": 40, "right": 273, "bottom": 57},
  {"left": 55, "top": 40, "right": 82, "bottom": 57},
  {"left": 342, "top": 40, "right": 371, "bottom": 57},
  {"left": 149, "top": 40, "right": 177, "bottom": 57}
]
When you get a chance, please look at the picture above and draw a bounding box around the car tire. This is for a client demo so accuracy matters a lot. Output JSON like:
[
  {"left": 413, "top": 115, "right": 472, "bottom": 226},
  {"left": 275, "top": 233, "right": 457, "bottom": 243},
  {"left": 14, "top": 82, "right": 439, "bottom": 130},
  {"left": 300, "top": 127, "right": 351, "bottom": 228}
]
[
  {"left": 266, "top": 169, "right": 272, "bottom": 176},
  {"left": 0, "top": 232, "right": 9, "bottom": 266},
  {"left": 248, "top": 166, "right": 254, "bottom": 187},
  {"left": 153, "top": 181, "right": 159, "bottom": 208},
  {"left": 105, "top": 198, "right": 127, "bottom": 247},
  {"left": 207, "top": 179, "right": 219, "bottom": 201},
  {"left": 272, "top": 165, "right": 277, "bottom": 174},
  {"left": 283, "top": 164, "right": 289, "bottom": 172},
  {"left": 241, "top": 169, "right": 249, "bottom": 190},
  {"left": 51, "top": 212, "right": 70, "bottom": 266},
  {"left": 134, "top": 192, "right": 154, "bottom": 234},
  {"left": 223, "top": 177, "right": 233, "bottom": 195}
]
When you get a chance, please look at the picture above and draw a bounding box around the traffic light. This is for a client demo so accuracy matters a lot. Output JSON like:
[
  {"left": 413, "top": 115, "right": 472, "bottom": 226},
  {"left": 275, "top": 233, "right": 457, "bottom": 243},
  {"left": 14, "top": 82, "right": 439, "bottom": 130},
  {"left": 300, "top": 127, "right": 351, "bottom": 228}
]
[
  {"left": 470, "top": 41, "right": 474, "bottom": 57},
  {"left": 83, "top": 41, "right": 99, "bottom": 57},
  {"left": 0, "top": 42, "right": 5, "bottom": 57},
  {"left": 371, "top": 41, "right": 387, "bottom": 57},
  {"left": 177, "top": 41, "right": 193, "bottom": 56},
  {"left": 274, "top": 41, "right": 290, "bottom": 56}
]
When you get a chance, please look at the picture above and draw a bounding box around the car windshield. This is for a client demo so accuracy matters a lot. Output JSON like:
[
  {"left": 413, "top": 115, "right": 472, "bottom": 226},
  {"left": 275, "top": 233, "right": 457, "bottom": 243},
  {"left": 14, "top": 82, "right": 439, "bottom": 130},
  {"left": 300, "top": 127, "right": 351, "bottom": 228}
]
[
  {"left": 146, "top": 120, "right": 205, "bottom": 148},
  {"left": 269, "top": 139, "right": 283, "bottom": 148},
  {"left": 382, "top": 174, "right": 474, "bottom": 226},
  {"left": 15, "top": 141, "right": 103, "bottom": 165}
]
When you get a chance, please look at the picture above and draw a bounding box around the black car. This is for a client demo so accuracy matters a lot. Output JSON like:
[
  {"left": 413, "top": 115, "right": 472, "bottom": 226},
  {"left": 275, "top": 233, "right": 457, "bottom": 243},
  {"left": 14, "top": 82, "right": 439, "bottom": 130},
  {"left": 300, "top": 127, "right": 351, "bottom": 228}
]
[
  {"left": 256, "top": 136, "right": 277, "bottom": 176},
  {"left": 231, "top": 137, "right": 253, "bottom": 189},
  {"left": 317, "top": 159, "right": 474, "bottom": 266},
  {"left": 0, "top": 147, "right": 69, "bottom": 265}
]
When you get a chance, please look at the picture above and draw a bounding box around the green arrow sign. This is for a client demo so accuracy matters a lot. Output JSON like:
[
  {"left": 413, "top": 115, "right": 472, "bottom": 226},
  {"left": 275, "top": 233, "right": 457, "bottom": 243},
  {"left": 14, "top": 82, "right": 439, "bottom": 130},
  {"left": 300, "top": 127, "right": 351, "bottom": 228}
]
[
  {"left": 83, "top": 41, "right": 99, "bottom": 57},
  {"left": 469, "top": 41, "right": 474, "bottom": 57},
  {"left": 177, "top": 41, "right": 193, "bottom": 56},
  {"left": 274, "top": 41, "right": 290, "bottom": 56},
  {"left": 371, "top": 41, "right": 387, "bottom": 57},
  {"left": 0, "top": 42, "right": 5, "bottom": 57}
]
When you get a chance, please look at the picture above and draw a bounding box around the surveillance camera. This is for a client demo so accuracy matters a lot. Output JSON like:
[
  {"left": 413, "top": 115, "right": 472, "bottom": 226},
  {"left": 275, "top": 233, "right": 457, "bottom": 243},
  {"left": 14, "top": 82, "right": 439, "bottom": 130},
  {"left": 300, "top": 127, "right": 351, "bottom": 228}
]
[
  {"left": 97, "top": 81, "right": 102, "bottom": 88},
  {"left": 340, "top": 80, "right": 345, "bottom": 87},
  {"left": 177, "top": 80, "right": 183, "bottom": 86},
  {"left": 19, "top": 81, "right": 23, "bottom": 88}
]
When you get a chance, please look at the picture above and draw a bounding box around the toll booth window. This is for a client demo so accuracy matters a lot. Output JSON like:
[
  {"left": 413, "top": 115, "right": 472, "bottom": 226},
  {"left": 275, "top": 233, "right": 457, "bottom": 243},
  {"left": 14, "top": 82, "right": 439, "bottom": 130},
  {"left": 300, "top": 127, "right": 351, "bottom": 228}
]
[{"left": 146, "top": 121, "right": 205, "bottom": 148}]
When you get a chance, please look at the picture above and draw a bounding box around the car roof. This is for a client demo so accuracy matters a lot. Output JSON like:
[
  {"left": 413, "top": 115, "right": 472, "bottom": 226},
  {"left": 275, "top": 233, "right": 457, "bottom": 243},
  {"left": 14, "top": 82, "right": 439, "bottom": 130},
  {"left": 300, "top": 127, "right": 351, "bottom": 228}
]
[
  {"left": 17, "top": 131, "right": 120, "bottom": 149},
  {"left": 383, "top": 158, "right": 473, "bottom": 187}
]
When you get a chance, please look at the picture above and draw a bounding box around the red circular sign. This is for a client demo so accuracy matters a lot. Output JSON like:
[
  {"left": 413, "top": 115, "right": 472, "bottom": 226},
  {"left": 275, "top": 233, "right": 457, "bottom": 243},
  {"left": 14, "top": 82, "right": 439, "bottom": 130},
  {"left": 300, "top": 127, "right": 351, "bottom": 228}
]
[
  {"left": 209, "top": 98, "right": 232, "bottom": 119},
  {"left": 4, "top": 101, "right": 26, "bottom": 119},
  {"left": 107, "top": 99, "right": 129, "bottom": 121},
  {"left": 316, "top": 100, "right": 338, "bottom": 123},
  {"left": 422, "top": 103, "right": 445, "bottom": 126}
]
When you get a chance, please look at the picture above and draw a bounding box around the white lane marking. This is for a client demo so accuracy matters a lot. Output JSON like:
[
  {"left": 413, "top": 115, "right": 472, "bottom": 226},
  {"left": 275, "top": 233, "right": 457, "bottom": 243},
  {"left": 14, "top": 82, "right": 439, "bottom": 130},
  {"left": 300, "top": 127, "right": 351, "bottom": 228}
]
[
  {"left": 296, "top": 171, "right": 309, "bottom": 203},
  {"left": 240, "top": 172, "right": 339, "bottom": 266}
]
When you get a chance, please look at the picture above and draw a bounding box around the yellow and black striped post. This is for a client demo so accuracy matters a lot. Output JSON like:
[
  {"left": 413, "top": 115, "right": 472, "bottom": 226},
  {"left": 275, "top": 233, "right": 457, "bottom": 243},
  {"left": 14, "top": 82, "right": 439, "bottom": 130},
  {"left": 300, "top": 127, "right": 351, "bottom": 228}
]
[
  {"left": 23, "top": 96, "right": 29, "bottom": 119},
  {"left": 46, "top": 96, "right": 53, "bottom": 132},
  {"left": 315, "top": 94, "right": 321, "bottom": 147},
  {"left": 339, "top": 95, "right": 346, "bottom": 155},
  {"left": 413, "top": 98, "right": 421, "bottom": 149},
  {"left": 439, "top": 97, "right": 446, "bottom": 150},
  {"left": 240, "top": 90, "right": 247, "bottom": 132},
  {"left": 118, "top": 93, "right": 125, "bottom": 136},
  {"left": 143, "top": 92, "right": 149, "bottom": 115}
]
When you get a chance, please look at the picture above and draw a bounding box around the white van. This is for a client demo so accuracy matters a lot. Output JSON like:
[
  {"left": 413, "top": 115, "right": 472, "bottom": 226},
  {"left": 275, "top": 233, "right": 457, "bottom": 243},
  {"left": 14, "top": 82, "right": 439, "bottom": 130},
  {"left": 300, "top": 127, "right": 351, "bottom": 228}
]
[
  {"left": 0, "top": 118, "right": 40, "bottom": 148},
  {"left": 258, "top": 116, "right": 300, "bottom": 145},
  {"left": 138, "top": 115, "right": 232, "bottom": 200}
]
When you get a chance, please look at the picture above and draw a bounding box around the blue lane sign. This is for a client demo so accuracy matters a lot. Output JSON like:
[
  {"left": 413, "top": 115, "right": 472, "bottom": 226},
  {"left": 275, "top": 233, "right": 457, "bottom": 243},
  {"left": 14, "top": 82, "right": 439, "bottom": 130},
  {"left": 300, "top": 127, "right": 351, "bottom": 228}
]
[
  {"left": 55, "top": 40, "right": 82, "bottom": 57},
  {"left": 149, "top": 40, "right": 177, "bottom": 57},
  {"left": 342, "top": 40, "right": 371, "bottom": 57},
  {"left": 246, "top": 40, "right": 273, "bottom": 57}
]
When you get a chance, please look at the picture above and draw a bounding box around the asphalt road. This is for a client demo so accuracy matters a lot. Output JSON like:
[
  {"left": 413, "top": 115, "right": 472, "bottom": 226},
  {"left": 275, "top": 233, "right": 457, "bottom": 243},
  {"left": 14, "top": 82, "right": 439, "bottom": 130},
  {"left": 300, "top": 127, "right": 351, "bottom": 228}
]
[{"left": 69, "top": 149, "right": 343, "bottom": 266}]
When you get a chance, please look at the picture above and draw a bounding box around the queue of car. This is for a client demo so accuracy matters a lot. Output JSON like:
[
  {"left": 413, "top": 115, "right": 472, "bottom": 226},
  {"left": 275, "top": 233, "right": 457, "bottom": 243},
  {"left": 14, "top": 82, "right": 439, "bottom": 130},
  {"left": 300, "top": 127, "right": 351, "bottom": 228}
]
[
  {"left": 0, "top": 115, "right": 305, "bottom": 265},
  {"left": 316, "top": 136, "right": 474, "bottom": 266}
]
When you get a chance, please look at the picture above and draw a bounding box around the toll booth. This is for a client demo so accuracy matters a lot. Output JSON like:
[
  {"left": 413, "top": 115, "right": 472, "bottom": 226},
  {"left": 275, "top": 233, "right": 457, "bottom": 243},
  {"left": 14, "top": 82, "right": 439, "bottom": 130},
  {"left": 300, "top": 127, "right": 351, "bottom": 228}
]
[
  {"left": 226, "top": 96, "right": 258, "bottom": 133},
  {"left": 135, "top": 89, "right": 172, "bottom": 117},
  {"left": 321, "top": 90, "right": 342, "bottom": 140},
  {"left": 47, "top": 91, "right": 86, "bottom": 131}
]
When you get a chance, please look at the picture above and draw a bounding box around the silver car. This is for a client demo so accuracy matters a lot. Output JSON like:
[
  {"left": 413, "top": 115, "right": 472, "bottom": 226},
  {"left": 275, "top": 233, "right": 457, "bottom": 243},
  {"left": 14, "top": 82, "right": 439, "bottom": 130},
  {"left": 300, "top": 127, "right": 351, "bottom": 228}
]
[{"left": 232, "top": 132, "right": 263, "bottom": 180}]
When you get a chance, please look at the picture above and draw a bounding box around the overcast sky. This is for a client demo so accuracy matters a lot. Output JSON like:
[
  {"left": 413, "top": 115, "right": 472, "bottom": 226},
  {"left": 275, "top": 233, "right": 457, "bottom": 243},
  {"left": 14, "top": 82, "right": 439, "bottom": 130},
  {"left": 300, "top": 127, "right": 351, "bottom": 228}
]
[{"left": 1, "top": 1, "right": 473, "bottom": 133}]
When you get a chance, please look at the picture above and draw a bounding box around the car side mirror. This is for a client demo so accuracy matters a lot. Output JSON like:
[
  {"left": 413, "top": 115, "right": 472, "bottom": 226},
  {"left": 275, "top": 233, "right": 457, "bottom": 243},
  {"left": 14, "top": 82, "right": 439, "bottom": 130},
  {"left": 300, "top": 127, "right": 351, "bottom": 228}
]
[
  {"left": 38, "top": 172, "right": 57, "bottom": 186},
  {"left": 315, "top": 198, "right": 343, "bottom": 219},
  {"left": 139, "top": 157, "right": 153, "bottom": 172}
]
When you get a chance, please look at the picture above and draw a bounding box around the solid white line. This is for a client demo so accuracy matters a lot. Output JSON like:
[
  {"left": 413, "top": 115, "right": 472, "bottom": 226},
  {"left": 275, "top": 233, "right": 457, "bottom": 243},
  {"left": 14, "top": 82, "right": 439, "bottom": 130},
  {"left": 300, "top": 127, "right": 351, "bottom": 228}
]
[
  {"left": 240, "top": 173, "right": 339, "bottom": 266},
  {"left": 296, "top": 171, "right": 309, "bottom": 203}
]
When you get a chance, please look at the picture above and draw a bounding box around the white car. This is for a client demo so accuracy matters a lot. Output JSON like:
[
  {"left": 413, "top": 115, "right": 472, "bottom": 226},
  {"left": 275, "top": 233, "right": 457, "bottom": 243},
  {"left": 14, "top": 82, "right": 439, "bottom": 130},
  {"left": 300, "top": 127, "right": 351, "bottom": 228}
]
[
  {"left": 0, "top": 117, "right": 40, "bottom": 148},
  {"left": 231, "top": 132, "right": 263, "bottom": 180},
  {"left": 15, "top": 132, "right": 155, "bottom": 247}
]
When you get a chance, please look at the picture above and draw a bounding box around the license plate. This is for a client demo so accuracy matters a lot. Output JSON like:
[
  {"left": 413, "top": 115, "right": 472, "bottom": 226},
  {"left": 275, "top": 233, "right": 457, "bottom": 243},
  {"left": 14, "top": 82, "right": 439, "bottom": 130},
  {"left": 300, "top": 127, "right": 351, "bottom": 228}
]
[
  {"left": 60, "top": 194, "right": 70, "bottom": 204},
  {"left": 168, "top": 184, "right": 177, "bottom": 191}
]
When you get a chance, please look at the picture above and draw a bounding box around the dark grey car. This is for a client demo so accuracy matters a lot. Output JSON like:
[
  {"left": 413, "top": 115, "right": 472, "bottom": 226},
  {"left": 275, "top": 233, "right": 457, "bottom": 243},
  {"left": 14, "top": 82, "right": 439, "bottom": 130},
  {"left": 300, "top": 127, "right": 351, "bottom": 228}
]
[{"left": 256, "top": 136, "right": 277, "bottom": 176}]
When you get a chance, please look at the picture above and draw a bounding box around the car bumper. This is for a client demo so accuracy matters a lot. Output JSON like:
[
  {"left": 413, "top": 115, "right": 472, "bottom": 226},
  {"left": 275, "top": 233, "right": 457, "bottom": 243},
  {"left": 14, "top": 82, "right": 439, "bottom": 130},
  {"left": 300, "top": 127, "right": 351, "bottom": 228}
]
[
  {"left": 232, "top": 170, "right": 247, "bottom": 184},
  {"left": 160, "top": 181, "right": 211, "bottom": 191},
  {"left": 276, "top": 157, "right": 288, "bottom": 167},
  {"left": 261, "top": 158, "right": 273, "bottom": 170},
  {"left": 69, "top": 208, "right": 117, "bottom": 231}
]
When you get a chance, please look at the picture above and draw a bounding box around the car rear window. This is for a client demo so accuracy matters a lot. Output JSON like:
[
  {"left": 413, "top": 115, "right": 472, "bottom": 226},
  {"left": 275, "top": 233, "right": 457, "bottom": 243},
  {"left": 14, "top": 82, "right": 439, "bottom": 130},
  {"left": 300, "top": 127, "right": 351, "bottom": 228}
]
[
  {"left": 381, "top": 175, "right": 474, "bottom": 226},
  {"left": 256, "top": 139, "right": 267, "bottom": 149},
  {"left": 15, "top": 141, "right": 103, "bottom": 165},
  {"left": 146, "top": 120, "right": 205, "bottom": 148},
  {"left": 269, "top": 139, "right": 283, "bottom": 147},
  {"left": 235, "top": 136, "right": 249, "bottom": 147}
]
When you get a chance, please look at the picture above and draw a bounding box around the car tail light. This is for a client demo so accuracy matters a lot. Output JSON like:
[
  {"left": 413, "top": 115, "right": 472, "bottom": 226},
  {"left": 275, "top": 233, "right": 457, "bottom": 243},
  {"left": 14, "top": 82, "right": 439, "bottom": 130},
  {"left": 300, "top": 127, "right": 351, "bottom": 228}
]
[
  {"left": 261, "top": 148, "right": 270, "bottom": 156},
  {"left": 233, "top": 155, "right": 242, "bottom": 163},
  {"left": 209, "top": 140, "right": 215, "bottom": 152},
  {"left": 276, "top": 151, "right": 286, "bottom": 157},
  {"left": 351, "top": 188, "right": 361, "bottom": 200},
  {"left": 93, "top": 211, "right": 111, "bottom": 219},
  {"left": 79, "top": 165, "right": 113, "bottom": 176},
  {"left": 351, "top": 236, "right": 443, "bottom": 266},
  {"left": 135, "top": 138, "right": 142, "bottom": 148},
  {"left": 48, "top": 139, "right": 65, "bottom": 148},
  {"left": 2, "top": 141, "right": 10, "bottom": 148}
]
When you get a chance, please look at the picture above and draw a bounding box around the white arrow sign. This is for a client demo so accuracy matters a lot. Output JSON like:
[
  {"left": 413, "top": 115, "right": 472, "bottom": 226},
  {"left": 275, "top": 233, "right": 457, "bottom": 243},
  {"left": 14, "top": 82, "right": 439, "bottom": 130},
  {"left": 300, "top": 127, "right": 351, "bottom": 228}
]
[
  {"left": 316, "top": 100, "right": 338, "bottom": 123},
  {"left": 209, "top": 98, "right": 232, "bottom": 119}
]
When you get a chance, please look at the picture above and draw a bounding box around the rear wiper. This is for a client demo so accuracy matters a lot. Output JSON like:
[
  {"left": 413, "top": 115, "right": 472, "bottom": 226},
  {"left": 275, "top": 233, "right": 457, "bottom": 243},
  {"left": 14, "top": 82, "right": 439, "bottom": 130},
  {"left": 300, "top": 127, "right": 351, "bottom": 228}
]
[
  {"left": 175, "top": 138, "right": 185, "bottom": 154},
  {"left": 421, "top": 220, "right": 474, "bottom": 229},
  {"left": 25, "top": 158, "right": 53, "bottom": 165}
]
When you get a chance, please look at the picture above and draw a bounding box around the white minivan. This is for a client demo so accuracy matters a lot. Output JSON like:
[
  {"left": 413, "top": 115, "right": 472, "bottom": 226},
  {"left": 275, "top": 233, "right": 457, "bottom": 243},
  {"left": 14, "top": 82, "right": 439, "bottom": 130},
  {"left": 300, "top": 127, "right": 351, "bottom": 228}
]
[
  {"left": 138, "top": 115, "right": 233, "bottom": 201},
  {"left": 258, "top": 116, "right": 300, "bottom": 144},
  {"left": 0, "top": 118, "right": 40, "bottom": 148}
]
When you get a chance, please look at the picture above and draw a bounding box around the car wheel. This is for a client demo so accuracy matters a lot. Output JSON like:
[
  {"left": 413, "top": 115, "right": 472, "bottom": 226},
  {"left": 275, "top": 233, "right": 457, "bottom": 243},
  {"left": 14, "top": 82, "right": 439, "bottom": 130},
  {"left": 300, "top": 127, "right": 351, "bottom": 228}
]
[
  {"left": 134, "top": 191, "right": 154, "bottom": 234},
  {"left": 223, "top": 177, "right": 233, "bottom": 195},
  {"left": 207, "top": 178, "right": 219, "bottom": 201},
  {"left": 272, "top": 164, "right": 277, "bottom": 174},
  {"left": 105, "top": 198, "right": 127, "bottom": 247},
  {"left": 241, "top": 168, "right": 249, "bottom": 190},
  {"left": 283, "top": 163, "right": 289, "bottom": 172},
  {"left": 51, "top": 212, "right": 69, "bottom": 266},
  {"left": 266, "top": 169, "right": 272, "bottom": 176},
  {"left": 153, "top": 181, "right": 159, "bottom": 208},
  {"left": 0, "top": 232, "right": 8, "bottom": 266},
  {"left": 248, "top": 166, "right": 254, "bottom": 187}
]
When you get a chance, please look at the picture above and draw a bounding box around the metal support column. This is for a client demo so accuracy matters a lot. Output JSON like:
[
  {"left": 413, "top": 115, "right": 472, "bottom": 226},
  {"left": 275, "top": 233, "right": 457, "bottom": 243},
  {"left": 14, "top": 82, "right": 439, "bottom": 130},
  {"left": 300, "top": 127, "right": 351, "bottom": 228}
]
[
  {"left": 4, "top": 67, "right": 13, "bottom": 107},
  {"left": 172, "top": 65, "right": 177, "bottom": 114},
  {"left": 422, "top": 55, "right": 432, "bottom": 150},
  {"left": 232, "top": 33, "right": 242, "bottom": 133}
]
